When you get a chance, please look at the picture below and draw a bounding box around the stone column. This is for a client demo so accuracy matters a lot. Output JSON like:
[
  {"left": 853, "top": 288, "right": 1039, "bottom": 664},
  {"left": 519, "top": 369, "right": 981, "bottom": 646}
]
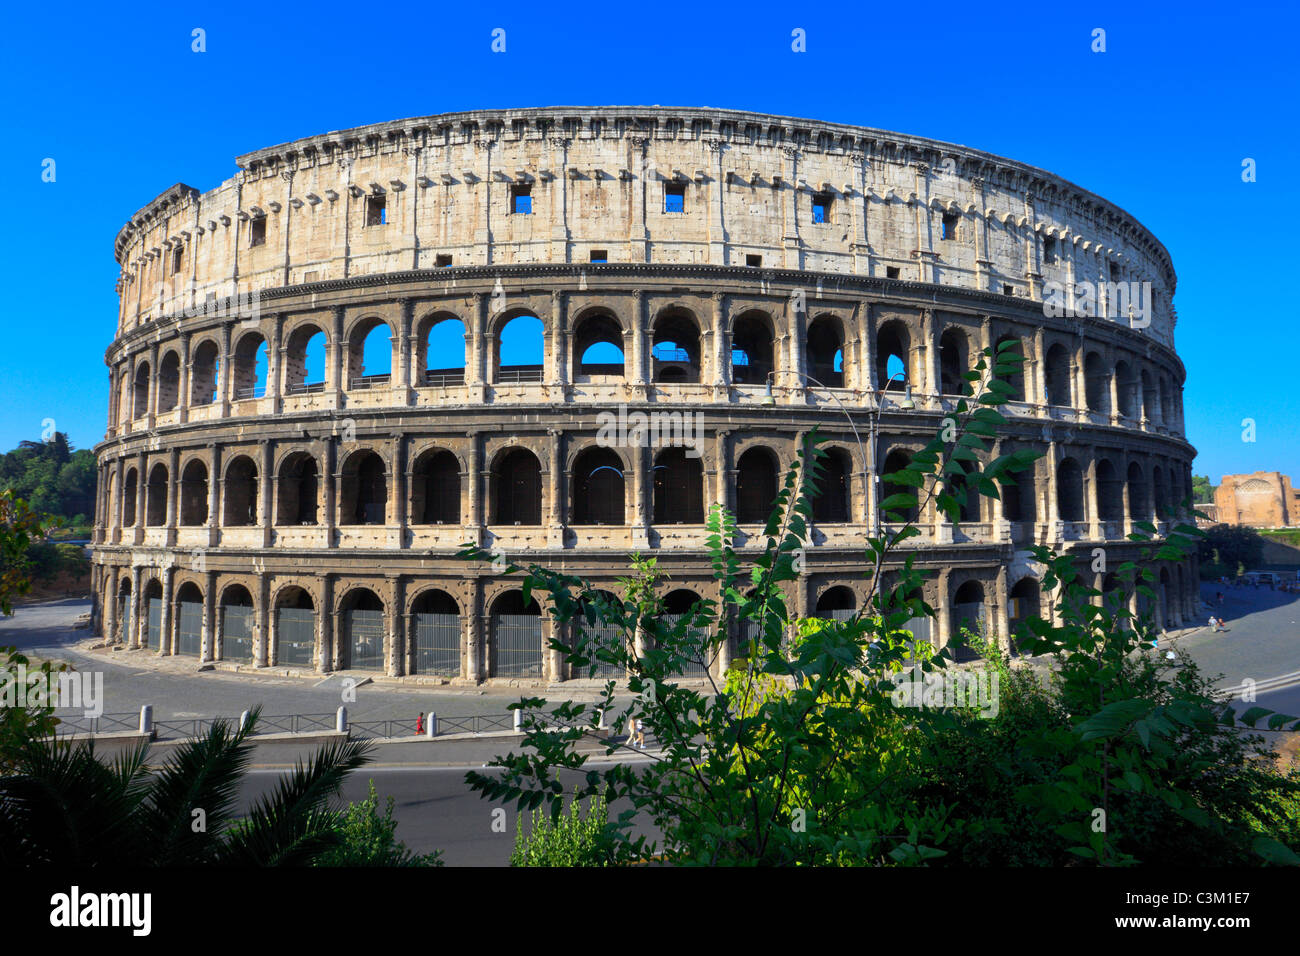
[
  {"left": 1046, "top": 439, "right": 1061, "bottom": 543},
  {"left": 323, "top": 436, "right": 337, "bottom": 550},
  {"left": 160, "top": 565, "right": 175, "bottom": 655},
  {"left": 320, "top": 573, "right": 334, "bottom": 673},
  {"left": 629, "top": 289, "right": 647, "bottom": 397},
  {"left": 134, "top": 452, "right": 147, "bottom": 545},
  {"left": 257, "top": 574, "right": 271, "bottom": 667},
  {"left": 921, "top": 309, "right": 937, "bottom": 401},
  {"left": 711, "top": 293, "right": 730, "bottom": 398},
  {"left": 207, "top": 444, "right": 221, "bottom": 547},
  {"left": 329, "top": 306, "right": 345, "bottom": 407},
  {"left": 630, "top": 442, "right": 649, "bottom": 548},
  {"left": 165, "top": 447, "right": 180, "bottom": 547},
  {"left": 547, "top": 429, "right": 565, "bottom": 548},
  {"left": 178, "top": 332, "right": 192, "bottom": 422},
  {"left": 466, "top": 433, "right": 483, "bottom": 547},
  {"left": 391, "top": 434, "right": 407, "bottom": 549},
  {"left": 201, "top": 569, "right": 217, "bottom": 661},
  {"left": 260, "top": 440, "right": 274, "bottom": 547},
  {"left": 1032, "top": 327, "right": 1046, "bottom": 408},
  {"left": 396, "top": 298, "right": 414, "bottom": 399},
  {"left": 217, "top": 322, "right": 232, "bottom": 417}
]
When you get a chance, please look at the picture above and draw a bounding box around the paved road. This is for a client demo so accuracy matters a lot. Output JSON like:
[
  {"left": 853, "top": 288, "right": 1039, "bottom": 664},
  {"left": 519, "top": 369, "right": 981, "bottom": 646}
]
[
  {"left": 1166, "top": 582, "right": 1300, "bottom": 690},
  {"left": 0, "top": 599, "right": 632, "bottom": 727}
]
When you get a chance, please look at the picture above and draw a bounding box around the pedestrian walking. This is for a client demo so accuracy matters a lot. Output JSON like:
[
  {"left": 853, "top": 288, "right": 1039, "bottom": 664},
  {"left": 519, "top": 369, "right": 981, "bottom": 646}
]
[
  {"left": 635, "top": 717, "right": 646, "bottom": 750},
  {"left": 415, "top": 712, "right": 425, "bottom": 735},
  {"left": 627, "top": 715, "right": 637, "bottom": 746}
]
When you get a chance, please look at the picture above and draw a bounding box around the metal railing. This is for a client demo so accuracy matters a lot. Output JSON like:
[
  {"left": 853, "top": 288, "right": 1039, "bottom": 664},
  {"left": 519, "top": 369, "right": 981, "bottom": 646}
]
[
  {"left": 496, "top": 366, "right": 544, "bottom": 384},
  {"left": 285, "top": 381, "right": 326, "bottom": 395},
  {"left": 423, "top": 370, "right": 465, "bottom": 387},
  {"left": 348, "top": 718, "right": 411, "bottom": 740},
  {"left": 53, "top": 712, "right": 140, "bottom": 736},
  {"left": 256, "top": 713, "right": 336, "bottom": 735},
  {"left": 348, "top": 373, "right": 391, "bottom": 390},
  {"left": 435, "top": 713, "right": 515, "bottom": 735},
  {"left": 232, "top": 384, "right": 267, "bottom": 400}
]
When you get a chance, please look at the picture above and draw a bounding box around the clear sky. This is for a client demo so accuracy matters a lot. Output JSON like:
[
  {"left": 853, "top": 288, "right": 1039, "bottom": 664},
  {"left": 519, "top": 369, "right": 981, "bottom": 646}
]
[{"left": 1, "top": 0, "right": 1296, "bottom": 486}]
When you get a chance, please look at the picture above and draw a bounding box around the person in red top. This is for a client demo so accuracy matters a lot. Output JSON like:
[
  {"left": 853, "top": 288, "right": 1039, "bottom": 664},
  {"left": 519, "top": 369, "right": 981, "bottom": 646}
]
[{"left": 415, "top": 712, "right": 425, "bottom": 735}]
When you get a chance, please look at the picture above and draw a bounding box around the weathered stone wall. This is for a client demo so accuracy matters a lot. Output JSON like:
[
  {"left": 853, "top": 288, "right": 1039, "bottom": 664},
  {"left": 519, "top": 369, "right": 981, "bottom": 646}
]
[{"left": 1215, "top": 472, "right": 1300, "bottom": 528}]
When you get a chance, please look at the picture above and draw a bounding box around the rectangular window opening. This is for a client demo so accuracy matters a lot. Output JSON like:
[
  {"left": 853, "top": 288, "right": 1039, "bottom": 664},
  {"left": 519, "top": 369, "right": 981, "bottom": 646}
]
[
  {"left": 590, "top": 250, "right": 607, "bottom": 263},
  {"left": 886, "top": 266, "right": 901, "bottom": 280},
  {"left": 366, "top": 194, "right": 387, "bottom": 226},
  {"left": 511, "top": 184, "right": 532, "bottom": 215},
  {"left": 1003, "top": 283, "right": 1015, "bottom": 295},
  {"left": 811, "top": 193, "right": 832, "bottom": 224},
  {"left": 664, "top": 183, "right": 685, "bottom": 213},
  {"left": 1043, "top": 236, "right": 1057, "bottom": 264},
  {"left": 746, "top": 254, "right": 763, "bottom": 267},
  {"left": 435, "top": 254, "right": 453, "bottom": 268},
  {"left": 249, "top": 217, "right": 266, "bottom": 247},
  {"left": 171, "top": 246, "right": 184, "bottom": 275},
  {"left": 941, "top": 211, "right": 959, "bottom": 241}
]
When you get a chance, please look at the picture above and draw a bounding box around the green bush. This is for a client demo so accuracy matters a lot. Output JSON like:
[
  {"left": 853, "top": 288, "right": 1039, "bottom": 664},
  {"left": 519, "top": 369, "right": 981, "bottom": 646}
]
[
  {"left": 315, "top": 779, "right": 442, "bottom": 867},
  {"left": 511, "top": 794, "right": 614, "bottom": 867}
]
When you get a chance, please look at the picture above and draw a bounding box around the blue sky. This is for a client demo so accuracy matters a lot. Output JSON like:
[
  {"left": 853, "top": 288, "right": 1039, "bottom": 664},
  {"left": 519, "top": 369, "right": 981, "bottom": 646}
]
[{"left": 1, "top": 0, "right": 1296, "bottom": 485}]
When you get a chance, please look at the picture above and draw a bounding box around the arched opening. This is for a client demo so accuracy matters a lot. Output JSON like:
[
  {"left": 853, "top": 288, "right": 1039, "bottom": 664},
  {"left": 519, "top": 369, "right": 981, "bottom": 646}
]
[
  {"left": 939, "top": 327, "right": 969, "bottom": 396},
  {"left": 115, "top": 578, "right": 133, "bottom": 645},
  {"left": 806, "top": 316, "right": 845, "bottom": 388},
  {"left": 1153, "top": 465, "right": 1169, "bottom": 518},
  {"left": 735, "top": 447, "right": 779, "bottom": 524},
  {"left": 144, "top": 579, "right": 163, "bottom": 649},
  {"left": 276, "top": 452, "right": 319, "bottom": 526},
  {"left": 419, "top": 313, "right": 467, "bottom": 386},
  {"left": 651, "top": 309, "right": 702, "bottom": 384},
  {"left": 158, "top": 351, "right": 180, "bottom": 413},
  {"left": 1115, "top": 360, "right": 1138, "bottom": 418},
  {"left": 1127, "top": 462, "right": 1149, "bottom": 521},
  {"left": 220, "top": 584, "right": 254, "bottom": 662},
  {"left": 1096, "top": 459, "right": 1123, "bottom": 521},
  {"left": 490, "top": 590, "right": 543, "bottom": 678},
  {"left": 146, "top": 463, "right": 168, "bottom": 526},
  {"left": 951, "top": 579, "right": 986, "bottom": 660},
  {"left": 662, "top": 588, "right": 710, "bottom": 677},
  {"left": 491, "top": 448, "right": 542, "bottom": 526},
  {"left": 495, "top": 313, "right": 544, "bottom": 383},
  {"left": 342, "top": 588, "right": 385, "bottom": 671},
  {"left": 1000, "top": 466, "right": 1036, "bottom": 523},
  {"left": 1085, "top": 352, "right": 1110, "bottom": 414},
  {"left": 222, "top": 456, "right": 259, "bottom": 526},
  {"left": 994, "top": 335, "right": 1026, "bottom": 401},
  {"left": 574, "top": 589, "right": 626, "bottom": 679},
  {"left": 1008, "top": 577, "right": 1040, "bottom": 651},
  {"left": 348, "top": 318, "right": 393, "bottom": 389},
  {"left": 813, "top": 447, "right": 851, "bottom": 523},
  {"left": 122, "top": 468, "right": 138, "bottom": 526},
  {"left": 283, "top": 324, "right": 327, "bottom": 394},
  {"left": 174, "top": 581, "right": 203, "bottom": 657},
  {"left": 190, "top": 340, "right": 219, "bottom": 406},
  {"left": 132, "top": 362, "right": 151, "bottom": 419},
  {"left": 815, "top": 586, "right": 856, "bottom": 621},
  {"left": 572, "top": 448, "right": 625, "bottom": 525},
  {"left": 411, "top": 589, "right": 460, "bottom": 676},
  {"left": 953, "top": 459, "right": 981, "bottom": 523},
  {"left": 340, "top": 450, "right": 387, "bottom": 526},
  {"left": 876, "top": 321, "right": 910, "bottom": 390},
  {"left": 275, "top": 587, "right": 316, "bottom": 668},
  {"left": 231, "top": 332, "right": 268, "bottom": 400},
  {"left": 411, "top": 449, "right": 461, "bottom": 525},
  {"left": 1057, "top": 458, "right": 1085, "bottom": 522},
  {"left": 179, "top": 460, "right": 209, "bottom": 526},
  {"left": 1141, "top": 370, "right": 1157, "bottom": 422},
  {"left": 653, "top": 448, "right": 703, "bottom": 524},
  {"left": 1157, "top": 568, "right": 1171, "bottom": 630},
  {"left": 1045, "top": 344, "right": 1072, "bottom": 407},
  {"left": 880, "top": 448, "right": 919, "bottom": 522},
  {"left": 573, "top": 313, "right": 625, "bottom": 378}
]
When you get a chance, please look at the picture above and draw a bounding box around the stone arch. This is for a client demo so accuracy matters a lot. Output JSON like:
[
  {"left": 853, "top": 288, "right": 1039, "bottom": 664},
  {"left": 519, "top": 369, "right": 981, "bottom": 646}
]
[
  {"left": 1045, "top": 343, "right": 1072, "bottom": 407},
  {"left": 651, "top": 306, "right": 702, "bottom": 384},
  {"left": 735, "top": 445, "right": 780, "bottom": 524},
  {"left": 190, "top": 338, "right": 220, "bottom": 406},
  {"left": 339, "top": 586, "right": 386, "bottom": 671},
  {"left": 993, "top": 333, "right": 1026, "bottom": 401},
  {"left": 653, "top": 447, "right": 704, "bottom": 524},
  {"left": 416, "top": 310, "right": 467, "bottom": 385},
  {"left": 489, "top": 589, "right": 543, "bottom": 679},
  {"left": 1096, "top": 457, "right": 1123, "bottom": 521},
  {"left": 273, "top": 584, "right": 317, "bottom": 668},
  {"left": 132, "top": 360, "right": 151, "bottom": 419},
  {"left": 231, "top": 330, "right": 269, "bottom": 400},
  {"left": 880, "top": 446, "right": 919, "bottom": 522},
  {"left": 730, "top": 310, "right": 776, "bottom": 386},
  {"left": 1057, "top": 457, "right": 1085, "bottom": 522},
  {"left": 219, "top": 582, "right": 255, "bottom": 663},
  {"left": 146, "top": 462, "right": 168, "bottom": 526},
  {"left": 815, "top": 585, "right": 857, "bottom": 617},
  {"left": 410, "top": 587, "right": 461, "bottom": 676},
  {"left": 1115, "top": 359, "right": 1139, "bottom": 418},
  {"left": 346, "top": 314, "right": 394, "bottom": 387},
  {"left": 283, "top": 321, "right": 328, "bottom": 394},
  {"left": 490, "top": 446, "right": 542, "bottom": 526},
  {"left": 806, "top": 314, "right": 846, "bottom": 388},
  {"left": 876, "top": 319, "right": 911, "bottom": 390},
  {"left": 813, "top": 444, "right": 852, "bottom": 523},
  {"left": 157, "top": 350, "right": 181, "bottom": 413},
  {"left": 174, "top": 580, "right": 204, "bottom": 657},
  {"left": 277, "top": 451, "right": 320, "bottom": 526},
  {"left": 222, "top": 455, "right": 259, "bottom": 526},
  {"left": 950, "top": 578, "right": 986, "bottom": 656},
  {"left": 339, "top": 448, "right": 387, "bottom": 526},
  {"left": 938, "top": 326, "right": 970, "bottom": 396},
  {"left": 410, "top": 447, "right": 461, "bottom": 525},
  {"left": 571, "top": 446, "right": 626, "bottom": 526},
  {"left": 179, "top": 458, "right": 209, "bottom": 525},
  {"left": 1084, "top": 351, "right": 1111, "bottom": 414},
  {"left": 1127, "top": 461, "right": 1149, "bottom": 520},
  {"left": 572, "top": 308, "right": 626, "bottom": 379},
  {"left": 493, "top": 310, "right": 545, "bottom": 383},
  {"left": 122, "top": 467, "right": 138, "bottom": 526}
]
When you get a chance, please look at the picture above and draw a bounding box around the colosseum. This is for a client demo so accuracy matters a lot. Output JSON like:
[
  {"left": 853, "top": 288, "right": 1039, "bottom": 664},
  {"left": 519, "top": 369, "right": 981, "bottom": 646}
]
[{"left": 89, "top": 106, "right": 1198, "bottom": 683}]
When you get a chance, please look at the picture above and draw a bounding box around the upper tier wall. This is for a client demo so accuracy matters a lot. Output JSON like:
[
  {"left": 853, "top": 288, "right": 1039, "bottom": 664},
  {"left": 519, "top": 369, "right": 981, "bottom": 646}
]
[{"left": 111, "top": 107, "right": 1177, "bottom": 347}]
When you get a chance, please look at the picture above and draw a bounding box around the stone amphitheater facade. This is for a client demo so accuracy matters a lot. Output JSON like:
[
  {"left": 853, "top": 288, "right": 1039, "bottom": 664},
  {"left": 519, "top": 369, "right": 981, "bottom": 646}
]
[{"left": 89, "top": 106, "right": 1198, "bottom": 684}]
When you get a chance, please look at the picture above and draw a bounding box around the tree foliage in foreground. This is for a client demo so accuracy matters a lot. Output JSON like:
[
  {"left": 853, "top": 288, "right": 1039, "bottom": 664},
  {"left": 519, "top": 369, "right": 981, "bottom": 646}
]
[{"left": 461, "top": 342, "right": 1300, "bottom": 866}]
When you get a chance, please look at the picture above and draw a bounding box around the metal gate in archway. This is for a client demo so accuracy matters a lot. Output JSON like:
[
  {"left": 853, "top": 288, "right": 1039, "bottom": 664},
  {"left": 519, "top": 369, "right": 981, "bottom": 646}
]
[
  {"left": 414, "top": 612, "right": 460, "bottom": 676},
  {"left": 665, "top": 614, "right": 712, "bottom": 678},
  {"left": 493, "top": 614, "right": 543, "bottom": 678},
  {"left": 347, "top": 608, "right": 385, "bottom": 670},
  {"left": 177, "top": 601, "right": 202, "bottom": 656},
  {"left": 146, "top": 598, "right": 162, "bottom": 649},
  {"left": 223, "top": 605, "right": 253, "bottom": 662},
  {"left": 582, "top": 623, "right": 626, "bottom": 679},
  {"left": 277, "top": 607, "right": 316, "bottom": 667},
  {"left": 117, "top": 594, "right": 132, "bottom": 645}
]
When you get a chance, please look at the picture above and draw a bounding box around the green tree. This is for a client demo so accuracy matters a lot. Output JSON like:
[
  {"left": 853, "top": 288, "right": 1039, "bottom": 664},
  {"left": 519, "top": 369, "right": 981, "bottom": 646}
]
[
  {"left": 1191, "top": 475, "right": 1215, "bottom": 505},
  {"left": 1198, "top": 523, "right": 1264, "bottom": 572},
  {"left": 315, "top": 779, "right": 442, "bottom": 866},
  {"left": 511, "top": 793, "right": 614, "bottom": 866},
  {"left": 0, "top": 709, "right": 376, "bottom": 866}
]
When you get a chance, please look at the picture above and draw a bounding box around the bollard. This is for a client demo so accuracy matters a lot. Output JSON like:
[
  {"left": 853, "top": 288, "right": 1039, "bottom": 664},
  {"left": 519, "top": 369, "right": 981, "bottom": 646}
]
[
  {"left": 336, "top": 705, "right": 348, "bottom": 734},
  {"left": 239, "top": 709, "right": 250, "bottom": 731},
  {"left": 513, "top": 709, "right": 523, "bottom": 732},
  {"left": 139, "top": 704, "right": 153, "bottom": 738},
  {"left": 426, "top": 712, "right": 437, "bottom": 738},
  {"left": 596, "top": 707, "right": 607, "bottom": 730}
]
